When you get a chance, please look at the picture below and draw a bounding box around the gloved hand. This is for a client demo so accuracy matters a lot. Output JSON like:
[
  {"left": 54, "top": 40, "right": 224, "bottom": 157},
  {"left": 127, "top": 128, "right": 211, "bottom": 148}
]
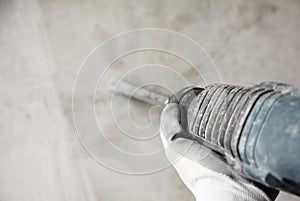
[{"left": 160, "top": 103, "right": 279, "bottom": 201}]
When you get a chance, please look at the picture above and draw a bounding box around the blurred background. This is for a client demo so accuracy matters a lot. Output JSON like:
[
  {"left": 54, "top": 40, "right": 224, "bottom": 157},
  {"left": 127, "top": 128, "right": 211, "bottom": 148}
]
[{"left": 0, "top": 0, "right": 300, "bottom": 200}]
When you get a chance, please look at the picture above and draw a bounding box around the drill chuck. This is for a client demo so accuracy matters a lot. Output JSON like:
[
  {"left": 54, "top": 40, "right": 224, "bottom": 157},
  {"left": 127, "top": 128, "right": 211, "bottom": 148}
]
[{"left": 172, "top": 82, "right": 300, "bottom": 196}]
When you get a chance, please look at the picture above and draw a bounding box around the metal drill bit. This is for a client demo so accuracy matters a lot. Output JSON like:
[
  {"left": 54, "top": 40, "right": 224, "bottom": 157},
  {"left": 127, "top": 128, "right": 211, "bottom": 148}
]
[{"left": 110, "top": 78, "right": 170, "bottom": 106}]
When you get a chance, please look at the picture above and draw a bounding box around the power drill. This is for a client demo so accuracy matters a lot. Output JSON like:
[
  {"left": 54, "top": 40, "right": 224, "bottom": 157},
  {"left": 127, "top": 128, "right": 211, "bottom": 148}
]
[{"left": 112, "top": 80, "right": 300, "bottom": 196}]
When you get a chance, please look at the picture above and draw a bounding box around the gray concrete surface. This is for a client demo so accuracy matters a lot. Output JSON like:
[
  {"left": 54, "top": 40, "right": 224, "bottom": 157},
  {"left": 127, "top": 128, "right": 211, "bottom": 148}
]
[{"left": 1, "top": 0, "right": 300, "bottom": 200}]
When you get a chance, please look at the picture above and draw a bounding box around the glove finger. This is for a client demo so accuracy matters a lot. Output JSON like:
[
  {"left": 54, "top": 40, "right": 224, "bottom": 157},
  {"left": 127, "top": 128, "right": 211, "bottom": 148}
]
[{"left": 160, "top": 103, "right": 182, "bottom": 148}]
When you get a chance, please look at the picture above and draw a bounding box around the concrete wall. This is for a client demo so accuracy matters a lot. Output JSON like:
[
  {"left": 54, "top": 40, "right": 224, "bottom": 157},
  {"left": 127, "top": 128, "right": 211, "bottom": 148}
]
[{"left": 0, "top": 0, "right": 299, "bottom": 200}]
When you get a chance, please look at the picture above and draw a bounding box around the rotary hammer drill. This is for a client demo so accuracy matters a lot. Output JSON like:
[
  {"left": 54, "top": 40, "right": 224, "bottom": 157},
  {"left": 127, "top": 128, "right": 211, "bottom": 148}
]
[{"left": 112, "top": 80, "right": 300, "bottom": 196}]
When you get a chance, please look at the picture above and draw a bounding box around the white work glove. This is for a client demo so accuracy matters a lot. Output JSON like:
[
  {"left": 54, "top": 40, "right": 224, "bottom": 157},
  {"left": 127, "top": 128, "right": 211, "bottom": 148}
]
[{"left": 160, "top": 103, "right": 278, "bottom": 201}]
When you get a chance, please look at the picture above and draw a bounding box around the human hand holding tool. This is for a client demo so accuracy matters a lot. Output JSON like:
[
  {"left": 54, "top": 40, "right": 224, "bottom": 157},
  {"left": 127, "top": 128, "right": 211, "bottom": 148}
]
[{"left": 160, "top": 102, "right": 278, "bottom": 201}]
